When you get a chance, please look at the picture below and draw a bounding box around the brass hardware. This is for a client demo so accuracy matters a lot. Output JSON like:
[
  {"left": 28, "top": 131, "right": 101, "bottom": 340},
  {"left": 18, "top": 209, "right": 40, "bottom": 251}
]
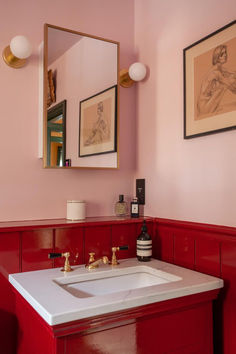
[
  {"left": 111, "top": 247, "right": 120, "bottom": 266},
  {"left": 119, "top": 68, "right": 134, "bottom": 88},
  {"left": 2, "top": 45, "right": 26, "bottom": 68},
  {"left": 61, "top": 252, "right": 73, "bottom": 272},
  {"left": 86, "top": 256, "right": 109, "bottom": 270},
  {"left": 88, "top": 252, "right": 95, "bottom": 264},
  {"left": 110, "top": 245, "right": 129, "bottom": 265}
]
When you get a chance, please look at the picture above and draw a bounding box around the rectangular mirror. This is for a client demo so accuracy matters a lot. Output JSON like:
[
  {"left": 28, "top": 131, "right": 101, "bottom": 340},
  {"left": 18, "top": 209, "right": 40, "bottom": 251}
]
[{"left": 43, "top": 24, "right": 119, "bottom": 169}]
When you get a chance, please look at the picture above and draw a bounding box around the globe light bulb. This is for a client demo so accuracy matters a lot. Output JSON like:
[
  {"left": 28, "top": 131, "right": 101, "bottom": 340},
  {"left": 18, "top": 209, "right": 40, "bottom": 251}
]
[
  {"left": 10, "top": 35, "right": 32, "bottom": 59},
  {"left": 128, "top": 62, "right": 147, "bottom": 82}
]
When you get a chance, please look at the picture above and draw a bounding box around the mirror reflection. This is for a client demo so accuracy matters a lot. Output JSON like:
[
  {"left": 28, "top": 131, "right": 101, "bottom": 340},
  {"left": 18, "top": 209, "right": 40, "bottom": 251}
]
[
  {"left": 47, "top": 100, "right": 66, "bottom": 167},
  {"left": 44, "top": 24, "right": 119, "bottom": 169}
]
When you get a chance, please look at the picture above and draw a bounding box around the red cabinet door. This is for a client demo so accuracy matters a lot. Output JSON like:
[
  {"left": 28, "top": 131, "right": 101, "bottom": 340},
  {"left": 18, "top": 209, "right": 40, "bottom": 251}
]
[
  {"left": 84, "top": 226, "right": 111, "bottom": 262},
  {"left": 0, "top": 231, "right": 20, "bottom": 276},
  {"left": 195, "top": 236, "right": 220, "bottom": 277},
  {"left": 173, "top": 229, "right": 195, "bottom": 269},
  {"left": 111, "top": 223, "right": 136, "bottom": 259},
  {"left": 54, "top": 227, "right": 84, "bottom": 268},
  {"left": 21, "top": 229, "right": 53, "bottom": 272},
  {"left": 155, "top": 225, "right": 174, "bottom": 262}
]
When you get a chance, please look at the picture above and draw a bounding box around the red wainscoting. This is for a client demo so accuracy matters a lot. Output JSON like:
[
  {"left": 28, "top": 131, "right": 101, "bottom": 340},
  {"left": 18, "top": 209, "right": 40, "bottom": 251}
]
[
  {"left": 0, "top": 217, "right": 153, "bottom": 354},
  {"left": 0, "top": 216, "right": 236, "bottom": 353},
  {"left": 0, "top": 231, "right": 20, "bottom": 354},
  {"left": 155, "top": 217, "right": 236, "bottom": 354}
]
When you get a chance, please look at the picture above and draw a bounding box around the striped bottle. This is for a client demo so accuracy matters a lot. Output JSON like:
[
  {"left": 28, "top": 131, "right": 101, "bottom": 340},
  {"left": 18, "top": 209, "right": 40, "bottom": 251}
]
[{"left": 137, "top": 220, "right": 152, "bottom": 262}]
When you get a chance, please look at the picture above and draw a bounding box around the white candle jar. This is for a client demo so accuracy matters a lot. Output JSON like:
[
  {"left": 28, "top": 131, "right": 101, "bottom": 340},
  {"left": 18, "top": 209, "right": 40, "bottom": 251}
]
[{"left": 66, "top": 200, "right": 86, "bottom": 220}]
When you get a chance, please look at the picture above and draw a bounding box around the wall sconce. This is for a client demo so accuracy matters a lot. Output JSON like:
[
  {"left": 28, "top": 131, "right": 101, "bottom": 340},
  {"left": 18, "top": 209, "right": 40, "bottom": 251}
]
[
  {"left": 2, "top": 35, "right": 32, "bottom": 68},
  {"left": 119, "top": 62, "right": 147, "bottom": 88}
]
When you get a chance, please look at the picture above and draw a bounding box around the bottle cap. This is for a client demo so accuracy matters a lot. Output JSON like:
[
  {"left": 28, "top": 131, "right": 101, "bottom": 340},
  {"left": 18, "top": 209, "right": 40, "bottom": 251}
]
[
  {"left": 141, "top": 220, "right": 148, "bottom": 232},
  {"left": 119, "top": 195, "right": 124, "bottom": 202}
]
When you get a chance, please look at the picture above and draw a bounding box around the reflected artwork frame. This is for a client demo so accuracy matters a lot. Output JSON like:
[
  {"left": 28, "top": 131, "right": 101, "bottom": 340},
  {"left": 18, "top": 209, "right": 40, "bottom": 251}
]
[
  {"left": 79, "top": 85, "right": 117, "bottom": 157},
  {"left": 184, "top": 20, "right": 236, "bottom": 139}
]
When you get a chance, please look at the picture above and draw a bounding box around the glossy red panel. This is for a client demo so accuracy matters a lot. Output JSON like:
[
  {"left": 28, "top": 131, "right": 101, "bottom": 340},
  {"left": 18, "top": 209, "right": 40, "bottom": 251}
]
[
  {"left": 136, "top": 302, "right": 213, "bottom": 354},
  {"left": 15, "top": 291, "right": 55, "bottom": 354},
  {"left": 155, "top": 225, "right": 174, "bottom": 262},
  {"left": 0, "top": 275, "right": 17, "bottom": 354},
  {"left": 84, "top": 226, "right": 111, "bottom": 262},
  {"left": 54, "top": 227, "right": 84, "bottom": 267},
  {"left": 21, "top": 230, "right": 53, "bottom": 272},
  {"left": 221, "top": 241, "right": 236, "bottom": 354},
  {"left": 0, "top": 232, "right": 20, "bottom": 275},
  {"left": 195, "top": 236, "right": 220, "bottom": 277},
  {"left": 111, "top": 224, "right": 136, "bottom": 258},
  {"left": 0, "top": 232, "right": 19, "bottom": 354},
  {"left": 0, "top": 309, "right": 17, "bottom": 354},
  {"left": 174, "top": 229, "right": 195, "bottom": 269}
]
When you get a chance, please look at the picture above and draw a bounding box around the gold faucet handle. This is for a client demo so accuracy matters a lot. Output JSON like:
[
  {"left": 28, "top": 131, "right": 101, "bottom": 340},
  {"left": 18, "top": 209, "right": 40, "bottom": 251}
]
[
  {"left": 102, "top": 256, "right": 109, "bottom": 264},
  {"left": 48, "top": 252, "right": 74, "bottom": 272},
  {"left": 61, "top": 252, "right": 73, "bottom": 272},
  {"left": 88, "top": 252, "right": 95, "bottom": 263},
  {"left": 111, "top": 247, "right": 119, "bottom": 266},
  {"left": 110, "top": 246, "right": 129, "bottom": 266}
]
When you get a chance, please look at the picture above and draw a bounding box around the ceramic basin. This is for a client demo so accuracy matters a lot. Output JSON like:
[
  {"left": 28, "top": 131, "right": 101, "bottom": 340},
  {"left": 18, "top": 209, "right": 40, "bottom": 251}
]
[{"left": 54, "top": 265, "right": 182, "bottom": 298}]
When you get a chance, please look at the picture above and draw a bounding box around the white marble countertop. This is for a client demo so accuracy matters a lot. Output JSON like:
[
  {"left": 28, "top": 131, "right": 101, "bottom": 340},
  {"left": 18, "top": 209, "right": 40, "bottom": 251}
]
[{"left": 9, "top": 258, "right": 223, "bottom": 326}]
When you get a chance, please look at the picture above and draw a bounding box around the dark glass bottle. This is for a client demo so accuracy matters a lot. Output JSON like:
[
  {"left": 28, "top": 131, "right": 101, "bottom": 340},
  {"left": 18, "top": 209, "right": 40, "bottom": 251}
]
[
  {"left": 137, "top": 220, "right": 152, "bottom": 262},
  {"left": 131, "top": 197, "right": 139, "bottom": 218}
]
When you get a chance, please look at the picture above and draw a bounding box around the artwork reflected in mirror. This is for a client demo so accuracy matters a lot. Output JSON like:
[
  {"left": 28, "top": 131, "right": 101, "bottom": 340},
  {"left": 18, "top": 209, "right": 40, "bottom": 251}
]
[
  {"left": 47, "top": 100, "right": 66, "bottom": 167},
  {"left": 79, "top": 86, "right": 117, "bottom": 157},
  {"left": 44, "top": 24, "right": 119, "bottom": 169}
]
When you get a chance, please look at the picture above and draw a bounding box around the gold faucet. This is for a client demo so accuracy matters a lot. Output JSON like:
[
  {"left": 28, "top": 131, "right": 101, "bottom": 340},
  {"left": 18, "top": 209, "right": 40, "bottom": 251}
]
[
  {"left": 48, "top": 252, "right": 73, "bottom": 272},
  {"left": 85, "top": 246, "right": 128, "bottom": 269},
  {"left": 61, "top": 252, "right": 73, "bottom": 272},
  {"left": 85, "top": 254, "right": 109, "bottom": 269}
]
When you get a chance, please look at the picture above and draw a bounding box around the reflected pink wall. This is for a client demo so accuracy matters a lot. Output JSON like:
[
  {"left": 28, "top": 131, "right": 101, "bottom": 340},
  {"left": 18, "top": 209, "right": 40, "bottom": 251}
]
[
  {"left": 134, "top": 0, "right": 236, "bottom": 227},
  {"left": 0, "top": 0, "right": 136, "bottom": 221},
  {"left": 49, "top": 36, "right": 118, "bottom": 168}
]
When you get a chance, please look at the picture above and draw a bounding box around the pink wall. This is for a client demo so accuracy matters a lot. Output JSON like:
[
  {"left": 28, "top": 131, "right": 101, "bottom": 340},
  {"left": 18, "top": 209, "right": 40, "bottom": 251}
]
[
  {"left": 1, "top": 0, "right": 235, "bottom": 226},
  {"left": 0, "top": 0, "right": 136, "bottom": 221},
  {"left": 134, "top": 0, "right": 236, "bottom": 227}
]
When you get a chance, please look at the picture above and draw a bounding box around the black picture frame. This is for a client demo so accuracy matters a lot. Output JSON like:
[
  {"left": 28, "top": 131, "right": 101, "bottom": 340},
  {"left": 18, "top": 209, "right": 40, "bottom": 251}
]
[
  {"left": 79, "top": 85, "right": 117, "bottom": 157},
  {"left": 184, "top": 20, "right": 236, "bottom": 139}
]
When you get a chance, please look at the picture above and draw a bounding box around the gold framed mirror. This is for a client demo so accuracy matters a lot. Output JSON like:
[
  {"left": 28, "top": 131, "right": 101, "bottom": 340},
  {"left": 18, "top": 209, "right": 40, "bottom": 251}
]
[{"left": 43, "top": 24, "right": 119, "bottom": 169}]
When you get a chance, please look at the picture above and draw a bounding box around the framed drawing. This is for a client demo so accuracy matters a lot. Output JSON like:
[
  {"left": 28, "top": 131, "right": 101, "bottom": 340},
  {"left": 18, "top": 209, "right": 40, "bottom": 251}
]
[
  {"left": 79, "top": 85, "right": 117, "bottom": 157},
  {"left": 184, "top": 20, "right": 236, "bottom": 139}
]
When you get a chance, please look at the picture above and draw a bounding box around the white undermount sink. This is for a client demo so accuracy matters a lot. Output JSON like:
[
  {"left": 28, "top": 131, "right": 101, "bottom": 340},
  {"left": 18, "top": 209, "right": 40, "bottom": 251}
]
[{"left": 54, "top": 265, "right": 182, "bottom": 298}]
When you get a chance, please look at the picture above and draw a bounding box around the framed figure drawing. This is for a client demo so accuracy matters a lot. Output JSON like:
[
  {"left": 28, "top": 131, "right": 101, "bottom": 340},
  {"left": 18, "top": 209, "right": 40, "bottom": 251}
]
[
  {"left": 79, "top": 86, "right": 117, "bottom": 157},
  {"left": 184, "top": 20, "right": 236, "bottom": 139}
]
